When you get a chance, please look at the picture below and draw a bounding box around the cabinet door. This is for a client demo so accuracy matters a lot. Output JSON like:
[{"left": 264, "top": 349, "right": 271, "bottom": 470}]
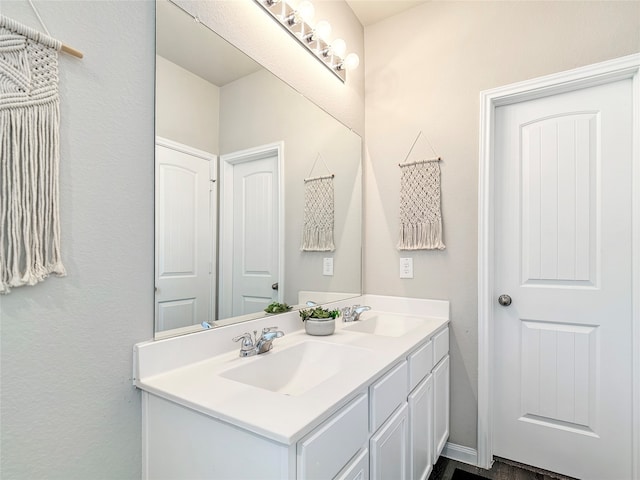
[
  {"left": 370, "top": 360, "right": 408, "bottom": 431},
  {"left": 370, "top": 403, "right": 410, "bottom": 480},
  {"left": 335, "top": 448, "right": 369, "bottom": 480},
  {"left": 408, "top": 374, "right": 433, "bottom": 480},
  {"left": 297, "top": 393, "right": 368, "bottom": 480},
  {"left": 433, "top": 355, "right": 450, "bottom": 460}
]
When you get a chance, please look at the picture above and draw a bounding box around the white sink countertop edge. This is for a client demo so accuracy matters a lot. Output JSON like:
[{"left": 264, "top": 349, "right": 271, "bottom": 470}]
[{"left": 135, "top": 307, "right": 449, "bottom": 445}]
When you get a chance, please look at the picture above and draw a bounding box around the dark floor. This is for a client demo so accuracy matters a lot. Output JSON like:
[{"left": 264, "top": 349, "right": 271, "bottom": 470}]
[{"left": 429, "top": 456, "right": 579, "bottom": 480}]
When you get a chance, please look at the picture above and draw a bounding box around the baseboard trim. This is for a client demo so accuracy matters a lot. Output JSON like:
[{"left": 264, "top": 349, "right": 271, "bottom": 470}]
[{"left": 441, "top": 442, "right": 478, "bottom": 466}]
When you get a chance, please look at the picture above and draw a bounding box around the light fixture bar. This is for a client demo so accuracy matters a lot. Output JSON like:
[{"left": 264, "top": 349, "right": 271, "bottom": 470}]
[{"left": 254, "top": 0, "right": 349, "bottom": 82}]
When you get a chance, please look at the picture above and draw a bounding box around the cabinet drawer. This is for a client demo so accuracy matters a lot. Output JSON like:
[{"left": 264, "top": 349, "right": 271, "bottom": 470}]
[
  {"left": 298, "top": 392, "right": 368, "bottom": 480},
  {"left": 370, "top": 361, "right": 408, "bottom": 432},
  {"left": 408, "top": 340, "right": 433, "bottom": 391},
  {"left": 433, "top": 327, "right": 449, "bottom": 366}
]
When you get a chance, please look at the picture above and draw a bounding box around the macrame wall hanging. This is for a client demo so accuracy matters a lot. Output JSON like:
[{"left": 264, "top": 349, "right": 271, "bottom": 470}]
[
  {"left": 0, "top": 12, "right": 82, "bottom": 294},
  {"left": 397, "top": 131, "right": 446, "bottom": 251},
  {"left": 301, "top": 153, "right": 335, "bottom": 252}
]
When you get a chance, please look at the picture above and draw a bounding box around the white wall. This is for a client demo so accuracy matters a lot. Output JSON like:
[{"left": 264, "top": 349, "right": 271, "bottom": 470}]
[
  {"left": 155, "top": 55, "right": 220, "bottom": 153},
  {"left": 364, "top": 1, "right": 640, "bottom": 450},
  {"left": 0, "top": 1, "right": 154, "bottom": 478}
]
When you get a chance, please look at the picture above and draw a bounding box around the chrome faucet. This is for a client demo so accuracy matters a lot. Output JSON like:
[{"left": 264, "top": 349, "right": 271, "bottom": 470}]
[
  {"left": 341, "top": 305, "right": 371, "bottom": 322},
  {"left": 232, "top": 327, "right": 285, "bottom": 357}
]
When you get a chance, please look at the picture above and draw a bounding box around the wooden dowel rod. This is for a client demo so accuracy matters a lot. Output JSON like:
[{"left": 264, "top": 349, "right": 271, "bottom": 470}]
[{"left": 61, "top": 43, "right": 83, "bottom": 59}]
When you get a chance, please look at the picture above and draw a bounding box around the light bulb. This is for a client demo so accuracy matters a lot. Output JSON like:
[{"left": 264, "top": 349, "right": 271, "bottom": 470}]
[
  {"left": 297, "top": 0, "right": 315, "bottom": 22},
  {"left": 331, "top": 38, "right": 346, "bottom": 58},
  {"left": 314, "top": 20, "right": 331, "bottom": 41},
  {"left": 343, "top": 52, "right": 360, "bottom": 70}
]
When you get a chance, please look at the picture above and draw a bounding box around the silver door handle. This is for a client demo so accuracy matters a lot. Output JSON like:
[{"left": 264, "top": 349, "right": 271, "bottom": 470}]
[{"left": 498, "top": 294, "right": 512, "bottom": 306}]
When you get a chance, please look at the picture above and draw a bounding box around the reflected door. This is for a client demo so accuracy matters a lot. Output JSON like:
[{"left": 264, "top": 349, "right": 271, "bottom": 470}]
[
  {"left": 155, "top": 139, "right": 216, "bottom": 331},
  {"left": 219, "top": 145, "right": 281, "bottom": 318},
  {"left": 493, "top": 79, "right": 633, "bottom": 479}
]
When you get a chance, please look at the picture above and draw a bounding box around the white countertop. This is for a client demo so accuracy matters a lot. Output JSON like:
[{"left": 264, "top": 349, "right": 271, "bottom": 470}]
[{"left": 134, "top": 296, "right": 449, "bottom": 445}]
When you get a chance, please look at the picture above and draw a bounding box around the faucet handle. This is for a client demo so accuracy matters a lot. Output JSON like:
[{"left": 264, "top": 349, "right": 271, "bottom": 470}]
[
  {"left": 262, "top": 326, "right": 279, "bottom": 335},
  {"left": 232, "top": 332, "right": 255, "bottom": 348}
]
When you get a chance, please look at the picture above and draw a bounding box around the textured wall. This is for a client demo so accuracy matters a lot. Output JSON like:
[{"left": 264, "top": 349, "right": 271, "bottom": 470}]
[
  {"left": 0, "top": 1, "right": 154, "bottom": 478},
  {"left": 364, "top": 1, "right": 640, "bottom": 450}
]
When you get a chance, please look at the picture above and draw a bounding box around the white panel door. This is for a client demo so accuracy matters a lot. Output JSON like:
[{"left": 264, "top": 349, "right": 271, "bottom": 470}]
[
  {"left": 408, "top": 374, "right": 433, "bottom": 480},
  {"left": 155, "top": 141, "right": 215, "bottom": 331},
  {"left": 370, "top": 403, "right": 410, "bottom": 480},
  {"left": 432, "top": 356, "right": 449, "bottom": 461},
  {"left": 230, "top": 155, "right": 279, "bottom": 316},
  {"left": 493, "top": 79, "right": 633, "bottom": 479}
]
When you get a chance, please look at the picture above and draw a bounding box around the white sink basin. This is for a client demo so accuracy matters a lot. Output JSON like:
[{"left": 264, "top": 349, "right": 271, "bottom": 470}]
[
  {"left": 220, "top": 341, "right": 368, "bottom": 396},
  {"left": 343, "top": 313, "right": 425, "bottom": 337}
]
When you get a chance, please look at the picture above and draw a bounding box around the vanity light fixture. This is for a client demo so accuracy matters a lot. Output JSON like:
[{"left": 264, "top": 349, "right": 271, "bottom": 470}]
[{"left": 255, "top": 0, "right": 359, "bottom": 82}]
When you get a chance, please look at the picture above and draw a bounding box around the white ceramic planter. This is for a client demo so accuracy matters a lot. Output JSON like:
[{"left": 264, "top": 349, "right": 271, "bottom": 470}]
[{"left": 304, "top": 318, "right": 335, "bottom": 336}]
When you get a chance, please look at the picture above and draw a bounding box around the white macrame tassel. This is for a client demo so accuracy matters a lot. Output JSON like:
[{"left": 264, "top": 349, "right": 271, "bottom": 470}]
[
  {"left": 397, "top": 159, "right": 445, "bottom": 251},
  {"left": 1, "top": 15, "right": 66, "bottom": 293},
  {"left": 301, "top": 175, "right": 335, "bottom": 252}
]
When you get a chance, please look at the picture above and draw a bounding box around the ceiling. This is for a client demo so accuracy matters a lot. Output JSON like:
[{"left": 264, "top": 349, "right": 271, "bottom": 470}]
[
  {"left": 156, "top": 1, "right": 262, "bottom": 87},
  {"left": 345, "top": 0, "right": 428, "bottom": 26}
]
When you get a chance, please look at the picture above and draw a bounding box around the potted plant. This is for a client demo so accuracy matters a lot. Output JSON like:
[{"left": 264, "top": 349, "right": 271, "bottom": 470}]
[
  {"left": 264, "top": 302, "right": 292, "bottom": 314},
  {"left": 299, "top": 306, "right": 341, "bottom": 336}
]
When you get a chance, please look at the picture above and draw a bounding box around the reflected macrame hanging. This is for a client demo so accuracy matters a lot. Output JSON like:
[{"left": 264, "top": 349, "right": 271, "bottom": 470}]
[
  {"left": 397, "top": 132, "right": 446, "bottom": 251},
  {"left": 0, "top": 15, "right": 67, "bottom": 293},
  {"left": 301, "top": 153, "right": 335, "bottom": 252}
]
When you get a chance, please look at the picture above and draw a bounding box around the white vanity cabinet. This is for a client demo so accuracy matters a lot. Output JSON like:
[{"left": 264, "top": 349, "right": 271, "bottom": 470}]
[
  {"left": 368, "top": 326, "right": 450, "bottom": 480},
  {"left": 406, "top": 325, "right": 450, "bottom": 480},
  {"left": 137, "top": 304, "right": 450, "bottom": 480}
]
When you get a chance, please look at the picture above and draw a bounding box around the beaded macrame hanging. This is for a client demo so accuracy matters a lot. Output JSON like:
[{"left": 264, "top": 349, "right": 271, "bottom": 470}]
[
  {"left": 0, "top": 15, "right": 66, "bottom": 293},
  {"left": 301, "top": 153, "right": 335, "bottom": 252},
  {"left": 397, "top": 132, "right": 446, "bottom": 251}
]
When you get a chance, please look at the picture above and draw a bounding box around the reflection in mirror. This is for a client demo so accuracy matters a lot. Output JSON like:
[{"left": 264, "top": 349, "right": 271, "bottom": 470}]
[{"left": 155, "top": 1, "right": 362, "bottom": 339}]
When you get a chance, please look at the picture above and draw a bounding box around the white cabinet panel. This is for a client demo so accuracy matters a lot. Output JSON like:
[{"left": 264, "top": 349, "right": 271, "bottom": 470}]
[
  {"left": 409, "top": 374, "right": 434, "bottom": 480},
  {"left": 297, "top": 393, "right": 368, "bottom": 480},
  {"left": 335, "top": 448, "right": 369, "bottom": 480},
  {"left": 433, "top": 327, "right": 449, "bottom": 366},
  {"left": 370, "top": 361, "right": 408, "bottom": 431},
  {"left": 370, "top": 403, "right": 410, "bottom": 480},
  {"left": 408, "top": 341, "right": 433, "bottom": 391},
  {"left": 521, "top": 114, "right": 596, "bottom": 284},
  {"left": 433, "top": 355, "right": 450, "bottom": 459}
]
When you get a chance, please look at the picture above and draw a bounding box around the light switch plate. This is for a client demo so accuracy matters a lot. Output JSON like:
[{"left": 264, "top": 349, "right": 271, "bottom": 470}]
[
  {"left": 323, "top": 257, "right": 334, "bottom": 276},
  {"left": 400, "top": 258, "right": 413, "bottom": 278}
]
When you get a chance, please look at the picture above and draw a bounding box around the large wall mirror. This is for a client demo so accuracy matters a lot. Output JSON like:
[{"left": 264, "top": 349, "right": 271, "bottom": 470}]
[{"left": 155, "top": 0, "right": 363, "bottom": 339}]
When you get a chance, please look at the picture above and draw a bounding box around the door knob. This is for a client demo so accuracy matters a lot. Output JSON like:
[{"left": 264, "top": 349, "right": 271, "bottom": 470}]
[
  {"left": 498, "top": 294, "right": 512, "bottom": 306},
  {"left": 272, "top": 282, "right": 279, "bottom": 290}
]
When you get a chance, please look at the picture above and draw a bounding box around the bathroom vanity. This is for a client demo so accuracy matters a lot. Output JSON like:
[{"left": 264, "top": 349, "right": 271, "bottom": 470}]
[{"left": 134, "top": 296, "right": 449, "bottom": 480}]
